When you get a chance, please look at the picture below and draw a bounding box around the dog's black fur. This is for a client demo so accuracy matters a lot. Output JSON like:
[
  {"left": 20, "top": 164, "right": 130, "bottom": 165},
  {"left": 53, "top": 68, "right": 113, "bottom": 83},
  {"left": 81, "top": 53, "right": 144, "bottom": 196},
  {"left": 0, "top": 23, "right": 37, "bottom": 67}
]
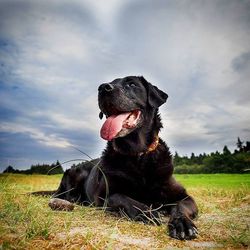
[{"left": 53, "top": 76, "right": 198, "bottom": 240}]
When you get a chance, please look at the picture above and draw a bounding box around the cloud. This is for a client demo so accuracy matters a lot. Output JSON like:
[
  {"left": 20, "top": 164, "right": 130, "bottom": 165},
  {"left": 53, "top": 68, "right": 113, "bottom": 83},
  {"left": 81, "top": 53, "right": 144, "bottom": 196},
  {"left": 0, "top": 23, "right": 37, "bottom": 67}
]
[
  {"left": 232, "top": 52, "right": 250, "bottom": 73},
  {"left": 0, "top": 122, "right": 72, "bottom": 148},
  {"left": 0, "top": 0, "right": 250, "bottom": 170}
]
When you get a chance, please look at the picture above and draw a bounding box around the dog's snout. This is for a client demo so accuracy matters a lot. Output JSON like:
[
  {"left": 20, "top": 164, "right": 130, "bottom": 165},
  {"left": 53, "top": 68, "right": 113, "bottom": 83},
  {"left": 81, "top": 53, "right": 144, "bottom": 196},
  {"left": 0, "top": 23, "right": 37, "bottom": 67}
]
[
  {"left": 98, "top": 83, "right": 114, "bottom": 92},
  {"left": 98, "top": 84, "right": 105, "bottom": 92}
]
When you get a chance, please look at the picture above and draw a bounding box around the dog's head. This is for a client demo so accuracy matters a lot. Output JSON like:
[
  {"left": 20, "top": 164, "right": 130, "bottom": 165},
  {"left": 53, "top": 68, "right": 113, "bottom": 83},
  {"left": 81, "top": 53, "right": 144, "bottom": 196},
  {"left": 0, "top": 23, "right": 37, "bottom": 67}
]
[{"left": 98, "top": 76, "right": 168, "bottom": 141}]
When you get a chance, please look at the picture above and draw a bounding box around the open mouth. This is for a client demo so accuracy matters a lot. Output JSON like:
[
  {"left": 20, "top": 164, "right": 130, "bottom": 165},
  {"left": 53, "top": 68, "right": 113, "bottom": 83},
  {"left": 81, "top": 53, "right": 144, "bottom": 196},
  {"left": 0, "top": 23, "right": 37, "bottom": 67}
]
[{"left": 100, "top": 110, "right": 141, "bottom": 141}]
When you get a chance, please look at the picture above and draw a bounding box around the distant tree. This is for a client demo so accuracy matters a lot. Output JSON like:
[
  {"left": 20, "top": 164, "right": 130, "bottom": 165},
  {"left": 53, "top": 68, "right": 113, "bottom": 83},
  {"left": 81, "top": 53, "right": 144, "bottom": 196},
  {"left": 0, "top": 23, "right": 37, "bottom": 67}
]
[
  {"left": 236, "top": 137, "right": 244, "bottom": 152},
  {"left": 245, "top": 141, "right": 250, "bottom": 152},
  {"left": 173, "top": 151, "right": 181, "bottom": 165},
  {"left": 48, "top": 160, "right": 64, "bottom": 174},
  {"left": 190, "top": 153, "right": 196, "bottom": 164},
  {"left": 197, "top": 154, "right": 204, "bottom": 164},
  {"left": 3, "top": 165, "right": 15, "bottom": 173},
  {"left": 223, "top": 145, "right": 231, "bottom": 155}
]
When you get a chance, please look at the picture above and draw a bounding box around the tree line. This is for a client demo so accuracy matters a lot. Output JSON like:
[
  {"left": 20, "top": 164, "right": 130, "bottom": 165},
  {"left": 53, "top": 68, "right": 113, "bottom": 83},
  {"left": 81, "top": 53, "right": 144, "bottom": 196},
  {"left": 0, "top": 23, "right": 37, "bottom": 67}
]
[
  {"left": 2, "top": 138, "right": 250, "bottom": 175},
  {"left": 174, "top": 138, "right": 250, "bottom": 174},
  {"left": 3, "top": 160, "right": 64, "bottom": 175}
]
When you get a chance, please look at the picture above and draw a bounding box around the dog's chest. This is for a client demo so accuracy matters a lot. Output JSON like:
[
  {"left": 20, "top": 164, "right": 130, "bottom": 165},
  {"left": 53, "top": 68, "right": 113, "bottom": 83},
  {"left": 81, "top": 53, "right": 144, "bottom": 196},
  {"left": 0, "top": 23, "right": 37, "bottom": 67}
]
[{"left": 103, "top": 156, "right": 162, "bottom": 196}]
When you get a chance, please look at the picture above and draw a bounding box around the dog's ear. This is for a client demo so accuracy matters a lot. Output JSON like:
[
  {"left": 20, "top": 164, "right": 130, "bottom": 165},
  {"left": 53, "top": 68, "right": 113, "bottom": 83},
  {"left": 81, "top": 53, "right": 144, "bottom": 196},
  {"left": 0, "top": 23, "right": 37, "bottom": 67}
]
[
  {"left": 140, "top": 76, "right": 168, "bottom": 108},
  {"left": 99, "top": 111, "right": 104, "bottom": 119}
]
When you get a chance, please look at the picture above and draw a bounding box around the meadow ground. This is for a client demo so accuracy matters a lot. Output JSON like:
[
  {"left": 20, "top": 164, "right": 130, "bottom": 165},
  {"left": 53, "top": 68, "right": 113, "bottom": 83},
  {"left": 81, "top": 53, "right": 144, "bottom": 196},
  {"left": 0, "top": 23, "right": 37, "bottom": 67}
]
[{"left": 0, "top": 173, "right": 249, "bottom": 249}]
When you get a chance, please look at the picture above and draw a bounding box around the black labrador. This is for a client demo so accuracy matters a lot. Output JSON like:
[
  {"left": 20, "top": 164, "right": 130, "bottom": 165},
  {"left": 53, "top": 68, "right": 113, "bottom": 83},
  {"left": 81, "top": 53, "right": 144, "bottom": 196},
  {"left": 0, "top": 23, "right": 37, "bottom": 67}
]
[{"left": 53, "top": 76, "right": 198, "bottom": 240}]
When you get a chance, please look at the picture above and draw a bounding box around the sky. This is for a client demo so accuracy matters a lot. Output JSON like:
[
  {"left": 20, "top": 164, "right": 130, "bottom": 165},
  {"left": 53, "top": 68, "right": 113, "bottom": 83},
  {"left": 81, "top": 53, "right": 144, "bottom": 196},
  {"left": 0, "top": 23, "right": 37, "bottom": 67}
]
[{"left": 0, "top": 0, "right": 250, "bottom": 171}]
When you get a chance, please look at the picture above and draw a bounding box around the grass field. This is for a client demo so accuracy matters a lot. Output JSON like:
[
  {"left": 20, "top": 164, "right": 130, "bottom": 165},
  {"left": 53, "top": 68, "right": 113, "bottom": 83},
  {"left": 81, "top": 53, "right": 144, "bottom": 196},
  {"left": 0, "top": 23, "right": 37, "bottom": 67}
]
[{"left": 0, "top": 173, "right": 249, "bottom": 249}]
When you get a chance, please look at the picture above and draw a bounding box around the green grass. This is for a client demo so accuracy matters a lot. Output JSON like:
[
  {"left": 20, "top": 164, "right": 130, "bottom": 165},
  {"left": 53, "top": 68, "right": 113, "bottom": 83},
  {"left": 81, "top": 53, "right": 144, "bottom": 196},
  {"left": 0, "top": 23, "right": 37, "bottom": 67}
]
[
  {"left": 175, "top": 174, "right": 250, "bottom": 188},
  {"left": 0, "top": 173, "right": 249, "bottom": 249}
]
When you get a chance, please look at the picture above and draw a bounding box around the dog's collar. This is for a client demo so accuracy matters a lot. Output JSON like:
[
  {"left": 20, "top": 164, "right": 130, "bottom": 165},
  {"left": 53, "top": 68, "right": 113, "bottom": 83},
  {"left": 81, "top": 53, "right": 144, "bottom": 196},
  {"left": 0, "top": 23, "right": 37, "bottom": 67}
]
[
  {"left": 112, "top": 135, "right": 160, "bottom": 156},
  {"left": 140, "top": 135, "right": 160, "bottom": 156}
]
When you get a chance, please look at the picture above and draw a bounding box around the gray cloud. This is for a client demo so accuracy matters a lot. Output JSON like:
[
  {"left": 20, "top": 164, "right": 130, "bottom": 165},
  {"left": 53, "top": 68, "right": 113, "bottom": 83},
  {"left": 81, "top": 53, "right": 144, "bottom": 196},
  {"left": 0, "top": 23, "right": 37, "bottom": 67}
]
[
  {"left": 0, "top": 0, "right": 250, "bottom": 171},
  {"left": 232, "top": 52, "right": 250, "bottom": 73}
]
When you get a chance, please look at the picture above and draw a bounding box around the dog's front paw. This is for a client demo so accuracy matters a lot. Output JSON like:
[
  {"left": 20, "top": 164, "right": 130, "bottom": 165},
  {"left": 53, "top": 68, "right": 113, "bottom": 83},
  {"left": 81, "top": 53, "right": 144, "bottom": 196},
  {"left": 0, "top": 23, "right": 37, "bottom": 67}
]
[{"left": 168, "top": 216, "right": 198, "bottom": 240}]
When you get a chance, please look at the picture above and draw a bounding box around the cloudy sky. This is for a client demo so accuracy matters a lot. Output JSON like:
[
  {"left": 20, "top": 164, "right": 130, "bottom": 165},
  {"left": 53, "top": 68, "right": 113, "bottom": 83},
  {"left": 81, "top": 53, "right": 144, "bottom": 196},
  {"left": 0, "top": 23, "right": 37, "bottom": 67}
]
[{"left": 0, "top": 0, "right": 250, "bottom": 171}]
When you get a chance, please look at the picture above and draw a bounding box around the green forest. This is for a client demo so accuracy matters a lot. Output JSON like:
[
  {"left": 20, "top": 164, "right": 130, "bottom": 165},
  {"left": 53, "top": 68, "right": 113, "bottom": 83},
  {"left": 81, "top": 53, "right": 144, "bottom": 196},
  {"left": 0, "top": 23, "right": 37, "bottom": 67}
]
[
  {"left": 3, "top": 160, "right": 64, "bottom": 175},
  {"left": 174, "top": 138, "right": 250, "bottom": 174}
]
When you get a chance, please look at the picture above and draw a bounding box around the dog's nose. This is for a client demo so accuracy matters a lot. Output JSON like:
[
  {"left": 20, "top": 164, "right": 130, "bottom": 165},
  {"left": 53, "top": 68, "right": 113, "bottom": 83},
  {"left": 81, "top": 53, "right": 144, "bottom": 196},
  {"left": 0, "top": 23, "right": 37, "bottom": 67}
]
[
  {"left": 98, "top": 83, "right": 114, "bottom": 92},
  {"left": 103, "top": 83, "right": 114, "bottom": 92}
]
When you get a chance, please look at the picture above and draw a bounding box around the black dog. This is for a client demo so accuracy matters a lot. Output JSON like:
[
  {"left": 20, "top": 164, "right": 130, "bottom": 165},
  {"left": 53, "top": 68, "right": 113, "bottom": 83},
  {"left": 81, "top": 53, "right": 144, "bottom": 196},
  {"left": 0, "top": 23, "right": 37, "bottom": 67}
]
[{"left": 53, "top": 76, "right": 198, "bottom": 240}]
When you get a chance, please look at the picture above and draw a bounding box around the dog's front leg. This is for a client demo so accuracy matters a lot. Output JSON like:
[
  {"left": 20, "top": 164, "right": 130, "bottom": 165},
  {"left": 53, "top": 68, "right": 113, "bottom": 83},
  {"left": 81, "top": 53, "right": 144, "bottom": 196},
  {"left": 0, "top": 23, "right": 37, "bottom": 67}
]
[
  {"left": 161, "top": 177, "right": 198, "bottom": 240},
  {"left": 107, "top": 193, "right": 161, "bottom": 225}
]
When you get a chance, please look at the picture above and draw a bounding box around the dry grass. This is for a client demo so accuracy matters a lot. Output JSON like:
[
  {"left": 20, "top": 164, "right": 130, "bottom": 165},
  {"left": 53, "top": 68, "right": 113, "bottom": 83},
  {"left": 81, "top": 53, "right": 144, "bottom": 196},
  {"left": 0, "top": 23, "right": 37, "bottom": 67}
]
[{"left": 0, "top": 174, "right": 249, "bottom": 249}]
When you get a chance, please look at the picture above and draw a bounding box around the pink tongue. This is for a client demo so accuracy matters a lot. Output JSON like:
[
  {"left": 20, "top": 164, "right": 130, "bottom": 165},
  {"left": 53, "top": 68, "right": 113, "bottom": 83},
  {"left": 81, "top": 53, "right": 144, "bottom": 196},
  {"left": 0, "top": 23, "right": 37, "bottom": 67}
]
[{"left": 100, "top": 112, "right": 131, "bottom": 141}]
